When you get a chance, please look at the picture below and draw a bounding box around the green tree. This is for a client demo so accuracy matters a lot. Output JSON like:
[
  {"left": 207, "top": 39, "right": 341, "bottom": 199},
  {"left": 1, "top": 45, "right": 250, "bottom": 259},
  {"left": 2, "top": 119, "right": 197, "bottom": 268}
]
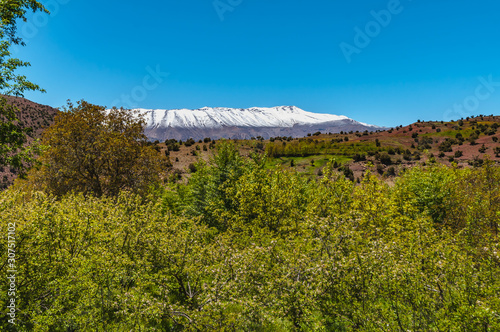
[
  {"left": 0, "top": 1, "right": 48, "bottom": 174},
  {"left": 32, "top": 100, "right": 167, "bottom": 197},
  {"left": 393, "top": 165, "right": 457, "bottom": 224},
  {"left": 184, "top": 140, "right": 248, "bottom": 230}
]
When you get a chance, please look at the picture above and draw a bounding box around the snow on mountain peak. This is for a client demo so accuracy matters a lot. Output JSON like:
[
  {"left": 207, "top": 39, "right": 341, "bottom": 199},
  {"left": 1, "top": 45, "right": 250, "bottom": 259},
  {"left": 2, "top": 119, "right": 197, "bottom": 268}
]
[{"left": 134, "top": 106, "right": 352, "bottom": 130}]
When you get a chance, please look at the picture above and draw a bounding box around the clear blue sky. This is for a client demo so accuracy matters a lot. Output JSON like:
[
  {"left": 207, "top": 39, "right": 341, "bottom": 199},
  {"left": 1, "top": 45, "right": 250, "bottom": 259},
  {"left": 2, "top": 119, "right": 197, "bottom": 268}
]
[{"left": 13, "top": 0, "right": 500, "bottom": 127}]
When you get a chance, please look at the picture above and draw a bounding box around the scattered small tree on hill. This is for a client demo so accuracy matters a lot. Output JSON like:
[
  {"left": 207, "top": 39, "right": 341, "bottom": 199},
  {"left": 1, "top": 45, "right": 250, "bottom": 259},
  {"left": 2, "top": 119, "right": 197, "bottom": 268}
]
[
  {"left": 340, "top": 165, "right": 354, "bottom": 181},
  {"left": 495, "top": 147, "right": 500, "bottom": 157},
  {"left": 378, "top": 152, "right": 392, "bottom": 165}
]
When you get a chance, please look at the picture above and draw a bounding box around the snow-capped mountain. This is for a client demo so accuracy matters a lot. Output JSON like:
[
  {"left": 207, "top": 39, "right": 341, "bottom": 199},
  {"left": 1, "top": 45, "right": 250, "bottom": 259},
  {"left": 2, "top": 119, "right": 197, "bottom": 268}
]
[{"left": 133, "top": 106, "right": 383, "bottom": 141}]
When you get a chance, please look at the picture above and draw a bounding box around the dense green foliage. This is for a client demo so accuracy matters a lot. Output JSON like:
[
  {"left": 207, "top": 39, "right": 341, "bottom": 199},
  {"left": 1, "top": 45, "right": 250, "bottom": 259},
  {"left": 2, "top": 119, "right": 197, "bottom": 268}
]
[{"left": 2, "top": 142, "right": 499, "bottom": 330}]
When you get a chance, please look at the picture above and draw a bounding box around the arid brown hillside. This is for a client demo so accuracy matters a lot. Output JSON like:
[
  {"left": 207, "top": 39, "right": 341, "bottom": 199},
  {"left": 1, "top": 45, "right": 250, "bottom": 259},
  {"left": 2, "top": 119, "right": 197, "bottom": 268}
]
[
  {"left": 3, "top": 95, "right": 59, "bottom": 140},
  {"left": 0, "top": 96, "right": 59, "bottom": 189}
]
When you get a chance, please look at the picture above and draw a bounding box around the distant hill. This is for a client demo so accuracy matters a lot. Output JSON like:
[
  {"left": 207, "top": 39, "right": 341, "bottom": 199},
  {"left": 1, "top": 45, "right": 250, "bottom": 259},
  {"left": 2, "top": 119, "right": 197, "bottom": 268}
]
[
  {"left": 2, "top": 95, "right": 59, "bottom": 140},
  {"left": 0, "top": 96, "right": 59, "bottom": 188},
  {"left": 158, "top": 114, "right": 500, "bottom": 181},
  {"left": 135, "top": 106, "right": 385, "bottom": 141}
]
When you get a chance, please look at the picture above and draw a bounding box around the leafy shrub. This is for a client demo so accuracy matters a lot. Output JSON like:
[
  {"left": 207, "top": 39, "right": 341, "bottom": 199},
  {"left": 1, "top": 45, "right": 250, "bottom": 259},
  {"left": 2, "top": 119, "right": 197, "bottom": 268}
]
[
  {"left": 378, "top": 152, "right": 392, "bottom": 165},
  {"left": 188, "top": 163, "right": 197, "bottom": 173}
]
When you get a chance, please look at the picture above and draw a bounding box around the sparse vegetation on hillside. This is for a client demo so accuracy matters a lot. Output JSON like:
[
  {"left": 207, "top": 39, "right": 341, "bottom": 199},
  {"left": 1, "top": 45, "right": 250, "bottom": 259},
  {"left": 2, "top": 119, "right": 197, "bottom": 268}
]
[{"left": 147, "top": 115, "right": 500, "bottom": 183}]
